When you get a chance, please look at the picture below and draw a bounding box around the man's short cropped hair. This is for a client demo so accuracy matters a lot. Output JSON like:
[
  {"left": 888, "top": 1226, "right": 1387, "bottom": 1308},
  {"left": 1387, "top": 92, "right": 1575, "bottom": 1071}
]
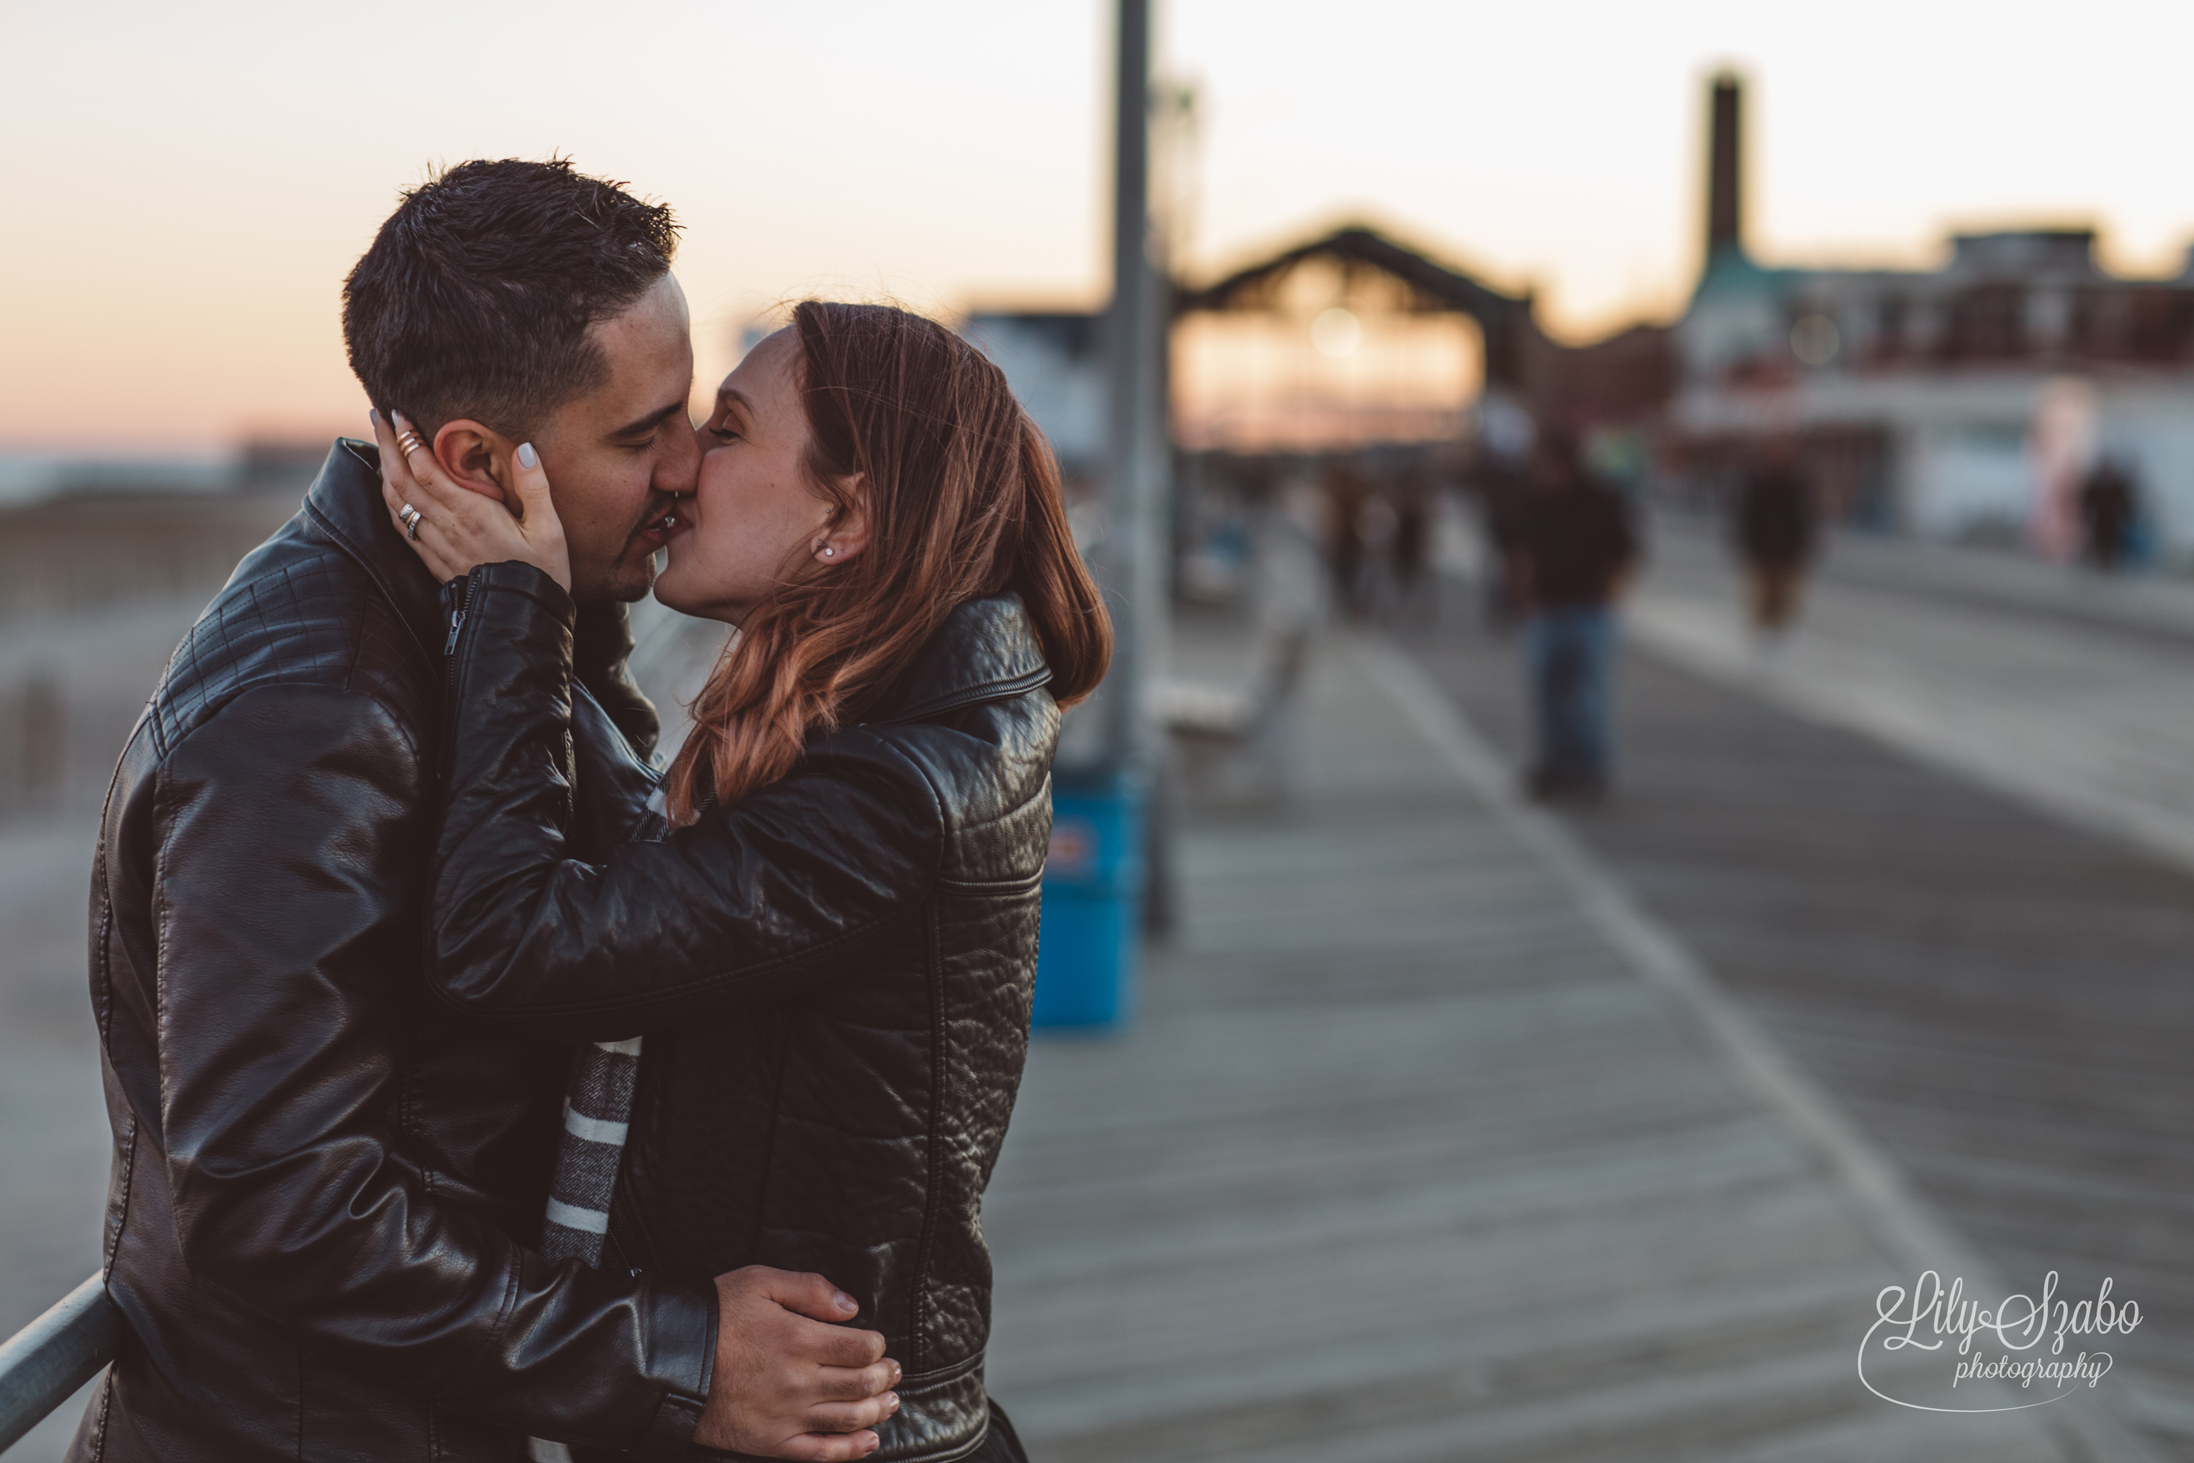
[{"left": 343, "top": 157, "right": 680, "bottom": 441}]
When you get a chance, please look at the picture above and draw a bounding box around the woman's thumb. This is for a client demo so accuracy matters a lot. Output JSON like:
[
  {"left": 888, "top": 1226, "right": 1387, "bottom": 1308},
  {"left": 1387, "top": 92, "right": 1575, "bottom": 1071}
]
[{"left": 513, "top": 441, "right": 555, "bottom": 522}]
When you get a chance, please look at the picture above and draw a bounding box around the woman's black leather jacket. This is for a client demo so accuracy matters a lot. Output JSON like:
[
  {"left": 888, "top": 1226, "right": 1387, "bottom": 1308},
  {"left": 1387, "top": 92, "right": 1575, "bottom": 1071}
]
[{"left": 428, "top": 563, "right": 1061, "bottom": 1463}]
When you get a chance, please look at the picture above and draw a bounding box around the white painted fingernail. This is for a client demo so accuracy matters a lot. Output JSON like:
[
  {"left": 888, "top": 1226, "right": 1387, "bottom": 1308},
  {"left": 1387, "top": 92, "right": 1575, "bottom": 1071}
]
[{"left": 517, "top": 442, "right": 538, "bottom": 469}]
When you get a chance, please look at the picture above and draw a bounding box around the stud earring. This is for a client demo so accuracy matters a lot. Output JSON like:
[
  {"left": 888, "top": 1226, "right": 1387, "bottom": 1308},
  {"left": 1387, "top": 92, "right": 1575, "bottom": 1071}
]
[{"left": 822, "top": 546, "right": 835, "bottom": 558}]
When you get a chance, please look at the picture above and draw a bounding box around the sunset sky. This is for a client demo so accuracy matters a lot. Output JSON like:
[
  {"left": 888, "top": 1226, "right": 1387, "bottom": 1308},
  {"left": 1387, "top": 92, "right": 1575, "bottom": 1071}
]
[{"left": 7, "top": 0, "right": 2194, "bottom": 453}]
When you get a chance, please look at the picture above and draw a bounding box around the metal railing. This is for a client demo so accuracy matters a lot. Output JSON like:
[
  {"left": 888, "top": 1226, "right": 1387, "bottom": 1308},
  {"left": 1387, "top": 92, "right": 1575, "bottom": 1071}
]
[{"left": 0, "top": 1275, "right": 116, "bottom": 1453}]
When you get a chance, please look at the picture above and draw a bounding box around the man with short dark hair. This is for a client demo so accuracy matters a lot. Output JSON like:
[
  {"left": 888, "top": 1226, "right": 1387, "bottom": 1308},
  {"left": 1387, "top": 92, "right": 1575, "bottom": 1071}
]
[
  {"left": 343, "top": 158, "right": 697, "bottom": 608},
  {"left": 72, "top": 159, "right": 894, "bottom": 1463},
  {"left": 1513, "top": 426, "right": 1638, "bottom": 803}
]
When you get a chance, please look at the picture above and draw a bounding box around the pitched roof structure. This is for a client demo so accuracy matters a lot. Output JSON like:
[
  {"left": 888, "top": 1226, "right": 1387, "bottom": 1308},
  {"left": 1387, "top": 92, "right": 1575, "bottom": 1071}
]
[{"left": 1176, "top": 225, "right": 1541, "bottom": 392}]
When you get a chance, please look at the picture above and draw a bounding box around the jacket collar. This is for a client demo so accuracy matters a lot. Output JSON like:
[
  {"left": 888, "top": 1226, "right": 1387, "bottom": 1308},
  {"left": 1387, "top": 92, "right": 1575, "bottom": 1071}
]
[
  {"left": 301, "top": 437, "right": 447, "bottom": 661},
  {"left": 867, "top": 594, "right": 1053, "bottom": 725}
]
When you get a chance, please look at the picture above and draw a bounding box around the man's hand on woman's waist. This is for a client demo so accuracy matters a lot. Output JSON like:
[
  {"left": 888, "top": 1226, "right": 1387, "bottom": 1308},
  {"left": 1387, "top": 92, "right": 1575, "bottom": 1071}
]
[{"left": 701, "top": 1266, "right": 901, "bottom": 1460}]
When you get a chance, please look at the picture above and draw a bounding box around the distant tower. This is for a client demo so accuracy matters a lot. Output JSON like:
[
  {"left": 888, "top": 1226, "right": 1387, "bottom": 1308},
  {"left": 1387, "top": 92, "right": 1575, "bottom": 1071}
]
[{"left": 1706, "top": 72, "right": 1744, "bottom": 263}]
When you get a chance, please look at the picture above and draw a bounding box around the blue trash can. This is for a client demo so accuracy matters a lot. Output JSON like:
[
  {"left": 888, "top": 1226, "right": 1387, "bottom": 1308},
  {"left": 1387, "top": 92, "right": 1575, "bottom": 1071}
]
[{"left": 1032, "top": 769, "right": 1144, "bottom": 1030}]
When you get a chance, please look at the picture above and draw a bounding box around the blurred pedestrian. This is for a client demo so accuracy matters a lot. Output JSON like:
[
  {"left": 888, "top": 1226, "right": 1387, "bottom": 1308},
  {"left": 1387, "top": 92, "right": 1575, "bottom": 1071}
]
[
  {"left": 1392, "top": 491, "right": 1429, "bottom": 618},
  {"left": 1324, "top": 465, "right": 1370, "bottom": 617},
  {"left": 1514, "top": 427, "right": 1639, "bottom": 802},
  {"left": 2079, "top": 455, "right": 2138, "bottom": 572},
  {"left": 1352, "top": 493, "right": 1401, "bottom": 620},
  {"left": 1733, "top": 434, "right": 1817, "bottom": 652}
]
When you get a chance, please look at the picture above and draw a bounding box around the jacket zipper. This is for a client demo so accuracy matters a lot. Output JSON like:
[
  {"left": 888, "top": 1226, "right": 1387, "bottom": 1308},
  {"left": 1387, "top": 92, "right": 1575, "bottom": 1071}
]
[
  {"left": 437, "top": 574, "right": 472, "bottom": 783},
  {"left": 443, "top": 579, "right": 470, "bottom": 659}
]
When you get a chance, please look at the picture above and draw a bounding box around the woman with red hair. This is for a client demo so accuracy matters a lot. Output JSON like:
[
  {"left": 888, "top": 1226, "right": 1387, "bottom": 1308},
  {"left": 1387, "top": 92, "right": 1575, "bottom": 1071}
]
[{"left": 375, "top": 302, "right": 1109, "bottom": 1463}]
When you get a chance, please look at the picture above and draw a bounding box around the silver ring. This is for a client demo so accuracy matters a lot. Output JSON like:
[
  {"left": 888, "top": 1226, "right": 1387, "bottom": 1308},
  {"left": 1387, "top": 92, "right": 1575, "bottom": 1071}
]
[{"left": 400, "top": 504, "right": 423, "bottom": 541}]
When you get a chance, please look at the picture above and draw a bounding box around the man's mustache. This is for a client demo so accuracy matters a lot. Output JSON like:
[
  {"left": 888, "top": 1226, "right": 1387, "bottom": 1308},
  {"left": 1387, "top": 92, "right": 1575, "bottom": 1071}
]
[{"left": 627, "top": 493, "right": 680, "bottom": 543}]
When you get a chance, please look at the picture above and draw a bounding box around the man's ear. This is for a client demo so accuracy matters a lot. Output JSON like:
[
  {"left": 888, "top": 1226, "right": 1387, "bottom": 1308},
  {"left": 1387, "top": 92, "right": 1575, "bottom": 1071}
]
[
  {"left": 431, "top": 419, "right": 518, "bottom": 505},
  {"left": 819, "top": 473, "right": 871, "bottom": 564}
]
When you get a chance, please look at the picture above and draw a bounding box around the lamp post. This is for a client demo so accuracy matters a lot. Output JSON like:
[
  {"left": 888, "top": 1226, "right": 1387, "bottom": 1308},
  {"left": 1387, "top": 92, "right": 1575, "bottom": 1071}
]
[
  {"left": 1030, "top": 0, "right": 1166, "bottom": 1030},
  {"left": 1101, "top": 0, "right": 1165, "bottom": 770}
]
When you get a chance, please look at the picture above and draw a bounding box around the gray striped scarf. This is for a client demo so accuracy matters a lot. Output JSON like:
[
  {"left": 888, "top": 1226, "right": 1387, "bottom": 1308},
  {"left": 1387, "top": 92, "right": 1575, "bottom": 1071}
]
[{"left": 529, "top": 1035, "right": 643, "bottom": 1463}]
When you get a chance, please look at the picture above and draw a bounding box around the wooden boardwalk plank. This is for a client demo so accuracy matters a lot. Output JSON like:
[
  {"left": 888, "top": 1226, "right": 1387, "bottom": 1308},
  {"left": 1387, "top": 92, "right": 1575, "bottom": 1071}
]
[
  {"left": 1407, "top": 568, "right": 2194, "bottom": 1458},
  {"left": 981, "top": 628, "right": 2095, "bottom": 1461}
]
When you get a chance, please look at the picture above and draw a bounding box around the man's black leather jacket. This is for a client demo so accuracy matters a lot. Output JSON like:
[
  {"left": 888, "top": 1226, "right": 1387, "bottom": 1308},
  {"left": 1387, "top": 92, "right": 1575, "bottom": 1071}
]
[
  {"left": 426, "top": 564, "right": 1061, "bottom": 1463},
  {"left": 70, "top": 442, "right": 717, "bottom": 1462}
]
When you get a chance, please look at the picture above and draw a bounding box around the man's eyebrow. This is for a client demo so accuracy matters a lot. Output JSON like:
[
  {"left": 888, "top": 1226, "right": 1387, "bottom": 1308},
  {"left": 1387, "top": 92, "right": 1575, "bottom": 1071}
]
[{"left": 607, "top": 398, "right": 688, "bottom": 440}]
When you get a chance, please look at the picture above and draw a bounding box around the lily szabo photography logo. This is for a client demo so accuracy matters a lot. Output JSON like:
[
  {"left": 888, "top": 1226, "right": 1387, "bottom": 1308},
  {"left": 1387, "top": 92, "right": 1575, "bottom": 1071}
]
[{"left": 1860, "top": 1271, "right": 2139, "bottom": 1413}]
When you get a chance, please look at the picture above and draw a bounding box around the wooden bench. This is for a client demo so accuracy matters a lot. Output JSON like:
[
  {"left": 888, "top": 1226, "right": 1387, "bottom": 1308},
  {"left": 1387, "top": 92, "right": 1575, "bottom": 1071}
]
[{"left": 1155, "top": 516, "right": 1325, "bottom": 805}]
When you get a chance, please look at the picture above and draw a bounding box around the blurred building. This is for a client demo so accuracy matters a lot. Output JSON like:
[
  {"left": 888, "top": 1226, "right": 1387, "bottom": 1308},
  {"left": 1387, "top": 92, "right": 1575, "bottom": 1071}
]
[
  {"left": 1170, "top": 227, "right": 1513, "bottom": 455},
  {"left": 973, "top": 62, "right": 2194, "bottom": 570},
  {"left": 970, "top": 227, "right": 1676, "bottom": 505},
  {"left": 962, "top": 312, "right": 1108, "bottom": 488},
  {"left": 967, "top": 226, "right": 1676, "bottom": 620},
  {"left": 0, "top": 437, "right": 326, "bottom": 618},
  {"left": 1675, "top": 74, "right": 2194, "bottom": 552}
]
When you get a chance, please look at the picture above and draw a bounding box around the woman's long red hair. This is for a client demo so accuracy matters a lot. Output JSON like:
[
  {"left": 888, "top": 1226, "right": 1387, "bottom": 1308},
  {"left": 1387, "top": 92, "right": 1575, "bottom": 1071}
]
[{"left": 664, "top": 301, "right": 1113, "bottom": 823}]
